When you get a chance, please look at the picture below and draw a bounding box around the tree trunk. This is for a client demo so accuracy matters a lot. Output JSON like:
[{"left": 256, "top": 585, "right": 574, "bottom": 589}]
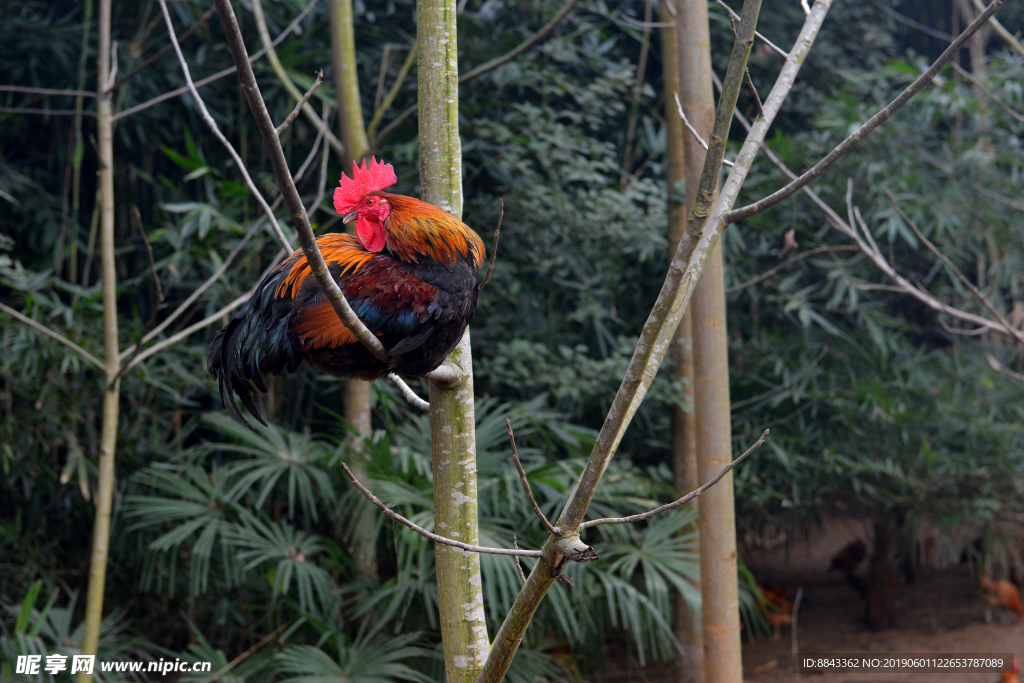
[
  {"left": 677, "top": 0, "right": 742, "bottom": 679},
  {"left": 417, "top": 0, "right": 489, "bottom": 678},
  {"left": 865, "top": 515, "right": 900, "bottom": 630},
  {"left": 330, "top": 0, "right": 378, "bottom": 579},
  {"left": 661, "top": 3, "right": 702, "bottom": 680},
  {"left": 77, "top": 1, "right": 119, "bottom": 679}
]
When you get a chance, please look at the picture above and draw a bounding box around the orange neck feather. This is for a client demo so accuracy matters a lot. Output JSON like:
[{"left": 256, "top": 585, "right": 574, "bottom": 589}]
[{"left": 380, "top": 193, "right": 485, "bottom": 268}]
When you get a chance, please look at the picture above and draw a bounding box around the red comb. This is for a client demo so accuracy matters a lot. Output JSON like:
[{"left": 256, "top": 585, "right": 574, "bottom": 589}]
[{"left": 333, "top": 157, "right": 397, "bottom": 215}]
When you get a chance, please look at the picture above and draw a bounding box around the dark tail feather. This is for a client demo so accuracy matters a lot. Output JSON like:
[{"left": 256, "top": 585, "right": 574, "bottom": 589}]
[
  {"left": 208, "top": 319, "right": 268, "bottom": 429},
  {"left": 206, "top": 261, "right": 311, "bottom": 428}
]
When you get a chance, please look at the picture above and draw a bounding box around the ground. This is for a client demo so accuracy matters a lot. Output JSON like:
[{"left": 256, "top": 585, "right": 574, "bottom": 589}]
[{"left": 596, "top": 516, "right": 1022, "bottom": 682}]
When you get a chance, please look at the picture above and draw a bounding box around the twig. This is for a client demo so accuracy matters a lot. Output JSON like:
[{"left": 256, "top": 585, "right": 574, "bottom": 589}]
[
  {"left": 340, "top": 462, "right": 544, "bottom": 556},
  {"left": 724, "top": 0, "right": 1007, "bottom": 225},
  {"left": 731, "top": 347, "right": 829, "bottom": 409},
  {"left": 374, "top": 44, "right": 392, "bottom": 114},
  {"left": 939, "top": 317, "right": 988, "bottom": 335},
  {"left": 744, "top": 68, "right": 765, "bottom": 118},
  {"left": 726, "top": 246, "right": 857, "bottom": 293},
  {"left": 132, "top": 206, "right": 164, "bottom": 306},
  {"left": 714, "top": 0, "right": 789, "bottom": 58},
  {"left": 110, "top": 6, "right": 218, "bottom": 91},
  {"left": 512, "top": 536, "right": 527, "bottom": 583},
  {"left": 620, "top": 13, "right": 675, "bottom": 28},
  {"left": 306, "top": 106, "right": 332, "bottom": 217},
  {"left": 387, "top": 373, "right": 430, "bottom": 412},
  {"left": 987, "top": 354, "right": 1024, "bottom": 383},
  {"left": 111, "top": 0, "right": 317, "bottom": 122},
  {"left": 477, "top": 199, "right": 503, "bottom": 292},
  {"left": 159, "top": 0, "right": 294, "bottom": 253},
  {"left": 673, "top": 92, "right": 734, "bottom": 167},
  {"left": 212, "top": 0, "right": 391, "bottom": 364},
  {"left": 951, "top": 62, "right": 1024, "bottom": 124},
  {"left": 800, "top": 0, "right": 811, "bottom": 15},
  {"left": 970, "top": 0, "right": 1024, "bottom": 57},
  {"left": 581, "top": 430, "right": 770, "bottom": 529},
  {"left": 0, "top": 302, "right": 104, "bottom": 371},
  {"left": 885, "top": 189, "right": 1024, "bottom": 346},
  {"left": 506, "top": 419, "right": 559, "bottom": 534},
  {"left": 867, "top": 0, "right": 955, "bottom": 39},
  {"left": 208, "top": 623, "right": 288, "bottom": 682},
  {"left": 366, "top": 46, "right": 416, "bottom": 139},
  {"left": 900, "top": 144, "right": 1024, "bottom": 214},
  {"left": 731, "top": 400, "right": 817, "bottom": 442},
  {"left": 0, "top": 107, "right": 96, "bottom": 117},
  {"left": 123, "top": 252, "right": 287, "bottom": 372},
  {"left": 250, "top": 0, "right": 343, "bottom": 156},
  {"left": 0, "top": 86, "right": 95, "bottom": 98},
  {"left": 372, "top": 0, "right": 583, "bottom": 149},
  {"left": 276, "top": 69, "right": 323, "bottom": 135}
]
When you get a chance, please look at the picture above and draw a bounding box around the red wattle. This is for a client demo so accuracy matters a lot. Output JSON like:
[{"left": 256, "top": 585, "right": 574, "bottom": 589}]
[{"left": 356, "top": 217, "right": 386, "bottom": 252}]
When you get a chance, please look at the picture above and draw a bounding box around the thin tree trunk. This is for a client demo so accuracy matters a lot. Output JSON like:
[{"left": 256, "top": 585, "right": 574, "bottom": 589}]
[
  {"left": 677, "top": 0, "right": 741, "bottom": 680},
  {"left": 661, "top": 3, "right": 702, "bottom": 680},
  {"left": 77, "top": 1, "right": 119, "bottom": 679},
  {"left": 418, "top": 0, "right": 489, "bottom": 678},
  {"left": 330, "top": 0, "right": 379, "bottom": 579}
]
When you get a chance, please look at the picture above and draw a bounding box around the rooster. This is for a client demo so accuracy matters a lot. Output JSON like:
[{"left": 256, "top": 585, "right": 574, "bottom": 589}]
[
  {"left": 758, "top": 585, "right": 795, "bottom": 640},
  {"left": 981, "top": 573, "right": 1024, "bottom": 622},
  {"left": 208, "top": 158, "right": 484, "bottom": 427}
]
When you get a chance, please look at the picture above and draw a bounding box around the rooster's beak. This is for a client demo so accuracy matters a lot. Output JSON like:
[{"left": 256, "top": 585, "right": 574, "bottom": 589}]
[{"left": 342, "top": 212, "right": 358, "bottom": 224}]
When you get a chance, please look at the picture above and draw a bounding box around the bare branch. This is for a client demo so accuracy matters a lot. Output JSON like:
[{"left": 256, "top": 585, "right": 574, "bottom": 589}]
[
  {"left": 724, "top": 0, "right": 1007, "bottom": 225},
  {"left": 674, "top": 92, "right": 734, "bottom": 167},
  {"left": 387, "top": 373, "right": 430, "bottom": 412},
  {"left": 714, "top": 0, "right": 789, "bottom": 58},
  {"left": 970, "top": 0, "right": 1024, "bottom": 56},
  {"left": 0, "top": 302, "right": 104, "bottom": 370},
  {"left": 619, "top": 13, "right": 675, "bottom": 28},
  {"left": 731, "top": 347, "right": 829, "bottom": 409},
  {"left": 0, "top": 86, "right": 95, "bottom": 98},
  {"left": 725, "top": 246, "right": 858, "bottom": 293},
  {"left": 732, "top": 399, "right": 817, "bottom": 441},
  {"left": 512, "top": 537, "right": 527, "bottom": 583},
  {"left": 110, "top": 6, "right": 218, "bottom": 91},
  {"left": 800, "top": 0, "right": 811, "bottom": 15},
  {"left": 276, "top": 69, "right": 323, "bottom": 135},
  {"left": 340, "top": 462, "right": 544, "bottom": 557},
  {"left": 885, "top": 189, "right": 1024, "bottom": 345},
  {"left": 731, "top": 106, "right": 1021, "bottom": 343},
  {"left": 0, "top": 107, "right": 96, "bottom": 117},
  {"left": 868, "top": 0, "right": 954, "bottom": 41},
  {"left": 477, "top": 199, "right": 503, "bottom": 292},
  {"left": 132, "top": 206, "right": 165, "bottom": 306},
  {"left": 159, "top": 0, "right": 294, "bottom": 253},
  {"left": 506, "top": 419, "right": 559, "bottom": 535},
  {"left": 904, "top": 144, "right": 1024, "bottom": 213},
  {"left": 744, "top": 67, "right": 765, "bottom": 118},
  {"left": 111, "top": 0, "right": 317, "bottom": 123},
  {"left": 987, "top": 354, "right": 1024, "bottom": 383},
  {"left": 211, "top": 0, "right": 391, "bottom": 364},
  {"left": 366, "top": 46, "right": 416, "bottom": 139},
  {"left": 250, "top": 0, "right": 344, "bottom": 156},
  {"left": 938, "top": 317, "right": 988, "bottom": 336},
  {"left": 123, "top": 251, "right": 287, "bottom": 372},
  {"left": 581, "top": 430, "right": 770, "bottom": 529},
  {"left": 307, "top": 108, "right": 332, "bottom": 217},
  {"left": 951, "top": 62, "right": 1024, "bottom": 123}
]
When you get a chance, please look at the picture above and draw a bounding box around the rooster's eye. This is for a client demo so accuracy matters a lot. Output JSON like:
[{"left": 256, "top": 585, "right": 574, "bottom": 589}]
[{"left": 366, "top": 198, "right": 375, "bottom": 206}]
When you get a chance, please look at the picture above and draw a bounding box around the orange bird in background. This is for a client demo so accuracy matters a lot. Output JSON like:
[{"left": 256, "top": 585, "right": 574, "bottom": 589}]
[{"left": 208, "top": 158, "right": 485, "bottom": 427}]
